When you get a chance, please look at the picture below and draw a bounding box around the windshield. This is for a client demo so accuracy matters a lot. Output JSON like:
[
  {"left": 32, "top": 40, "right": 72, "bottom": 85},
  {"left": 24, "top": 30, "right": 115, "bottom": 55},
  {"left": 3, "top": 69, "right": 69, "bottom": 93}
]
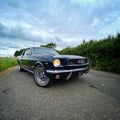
[{"left": 33, "top": 48, "right": 59, "bottom": 55}]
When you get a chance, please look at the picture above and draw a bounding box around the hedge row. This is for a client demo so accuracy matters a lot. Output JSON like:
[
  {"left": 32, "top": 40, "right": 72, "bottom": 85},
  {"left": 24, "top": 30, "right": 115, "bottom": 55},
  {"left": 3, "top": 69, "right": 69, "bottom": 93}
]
[{"left": 59, "top": 34, "right": 120, "bottom": 73}]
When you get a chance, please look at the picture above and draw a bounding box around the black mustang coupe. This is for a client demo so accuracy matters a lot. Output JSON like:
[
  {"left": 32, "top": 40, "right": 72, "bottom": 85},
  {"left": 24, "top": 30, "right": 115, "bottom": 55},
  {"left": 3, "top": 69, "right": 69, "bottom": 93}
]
[{"left": 17, "top": 47, "right": 89, "bottom": 87}]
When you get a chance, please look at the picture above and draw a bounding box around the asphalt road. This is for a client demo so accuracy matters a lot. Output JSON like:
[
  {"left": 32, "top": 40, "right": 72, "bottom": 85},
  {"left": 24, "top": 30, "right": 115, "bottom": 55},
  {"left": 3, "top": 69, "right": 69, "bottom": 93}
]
[{"left": 0, "top": 68, "right": 120, "bottom": 120}]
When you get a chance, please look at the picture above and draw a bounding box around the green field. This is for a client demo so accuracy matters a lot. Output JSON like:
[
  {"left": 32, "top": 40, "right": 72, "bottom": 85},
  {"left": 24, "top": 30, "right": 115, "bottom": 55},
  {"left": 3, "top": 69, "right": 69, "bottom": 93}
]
[{"left": 0, "top": 57, "right": 17, "bottom": 72}]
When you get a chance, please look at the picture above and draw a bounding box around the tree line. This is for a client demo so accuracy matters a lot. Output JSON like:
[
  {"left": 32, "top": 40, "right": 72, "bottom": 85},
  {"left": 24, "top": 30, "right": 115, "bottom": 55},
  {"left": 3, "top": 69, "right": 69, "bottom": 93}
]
[
  {"left": 14, "top": 33, "right": 120, "bottom": 73},
  {"left": 59, "top": 33, "right": 120, "bottom": 73}
]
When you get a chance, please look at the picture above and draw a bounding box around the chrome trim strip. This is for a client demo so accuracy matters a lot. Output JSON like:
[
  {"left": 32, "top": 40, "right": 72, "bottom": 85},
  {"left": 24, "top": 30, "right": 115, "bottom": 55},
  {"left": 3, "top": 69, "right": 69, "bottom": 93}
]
[
  {"left": 68, "top": 63, "right": 89, "bottom": 66},
  {"left": 21, "top": 66, "right": 34, "bottom": 74},
  {"left": 46, "top": 67, "right": 88, "bottom": 74},
  {"left": 66, "top": 72, "right": 72, "bottom": 80}
]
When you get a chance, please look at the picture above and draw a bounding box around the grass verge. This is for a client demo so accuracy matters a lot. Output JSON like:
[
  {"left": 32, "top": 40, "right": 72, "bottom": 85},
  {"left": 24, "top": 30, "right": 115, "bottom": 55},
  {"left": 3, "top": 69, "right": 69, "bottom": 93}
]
[{"left": 0, "top": 57, "right": 17, "bottom": 72}]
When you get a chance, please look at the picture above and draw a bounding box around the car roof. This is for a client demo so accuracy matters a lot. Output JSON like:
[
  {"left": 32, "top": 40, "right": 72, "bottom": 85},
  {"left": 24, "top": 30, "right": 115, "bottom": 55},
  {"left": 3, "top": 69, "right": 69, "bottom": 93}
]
[{"left": 27, "top": 47, "right": 53, "bottom": 50}]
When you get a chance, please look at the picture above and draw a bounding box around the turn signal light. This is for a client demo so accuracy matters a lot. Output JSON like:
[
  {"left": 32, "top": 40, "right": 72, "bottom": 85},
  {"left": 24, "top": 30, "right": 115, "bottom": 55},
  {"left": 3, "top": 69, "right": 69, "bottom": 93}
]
[{"left": 56, "top": 75, "right": 61, "bottom": 79}]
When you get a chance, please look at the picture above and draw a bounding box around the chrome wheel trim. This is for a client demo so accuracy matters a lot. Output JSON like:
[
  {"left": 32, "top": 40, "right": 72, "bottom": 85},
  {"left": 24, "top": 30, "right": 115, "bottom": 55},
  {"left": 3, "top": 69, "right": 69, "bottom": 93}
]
[{"left": 35, "top": 67, "right": 50, "bottom": 86}]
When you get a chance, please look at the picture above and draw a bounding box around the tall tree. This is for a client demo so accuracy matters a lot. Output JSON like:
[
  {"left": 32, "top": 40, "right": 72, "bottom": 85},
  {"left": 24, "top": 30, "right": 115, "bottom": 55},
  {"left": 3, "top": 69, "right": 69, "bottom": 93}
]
[{"left": 40, "top": 42, "right": 56, "bottom": 49}]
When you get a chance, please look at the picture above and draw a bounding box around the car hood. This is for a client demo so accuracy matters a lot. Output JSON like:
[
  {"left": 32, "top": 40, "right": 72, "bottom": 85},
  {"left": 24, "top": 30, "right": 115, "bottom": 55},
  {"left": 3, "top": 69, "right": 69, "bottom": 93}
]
[
  {"left": 54, "top": 55, "right": 85, "bottom": 59},
  {"left": 33, "top": 54, "right": 85, "bottom": 62}
]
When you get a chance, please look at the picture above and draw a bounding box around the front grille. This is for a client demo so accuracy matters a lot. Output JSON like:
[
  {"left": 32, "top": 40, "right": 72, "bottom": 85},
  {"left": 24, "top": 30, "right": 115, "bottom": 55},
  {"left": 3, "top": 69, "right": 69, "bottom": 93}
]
[
  {"left": 69, "top": 59, "right": 88, "bottom": 65},
  {"left": 69, "top": 59, "right": 78, "bottom": 65}
]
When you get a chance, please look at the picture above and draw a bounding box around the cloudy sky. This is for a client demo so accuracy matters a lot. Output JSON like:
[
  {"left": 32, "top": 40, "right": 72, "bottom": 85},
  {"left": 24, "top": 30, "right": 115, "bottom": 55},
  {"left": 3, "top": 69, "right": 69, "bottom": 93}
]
[{"left": 0, "top": 0, "right": 120, "bottom": 56}]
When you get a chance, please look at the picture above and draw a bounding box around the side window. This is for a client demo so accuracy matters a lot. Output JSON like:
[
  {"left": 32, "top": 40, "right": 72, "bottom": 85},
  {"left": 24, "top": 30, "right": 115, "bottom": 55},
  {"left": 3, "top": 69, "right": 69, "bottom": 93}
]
[
  {"left": 21, "top": 50, "right": 25, "bottom": 56},
  {"left": 24, "top": 49, "right": 32, "bottom": 56}
]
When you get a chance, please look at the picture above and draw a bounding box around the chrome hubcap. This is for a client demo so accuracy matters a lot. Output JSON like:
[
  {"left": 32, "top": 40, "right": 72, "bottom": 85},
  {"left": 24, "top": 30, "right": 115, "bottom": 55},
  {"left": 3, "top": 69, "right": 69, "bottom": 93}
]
[{"left": 35, "top": 68, "right": 49, "bottom": 86}]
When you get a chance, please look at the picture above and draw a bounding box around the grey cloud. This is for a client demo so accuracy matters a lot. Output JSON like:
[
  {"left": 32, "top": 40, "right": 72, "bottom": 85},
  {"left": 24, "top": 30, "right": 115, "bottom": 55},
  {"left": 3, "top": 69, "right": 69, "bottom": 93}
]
[
  {"left": 49, "top": 36, "right": 62, "bottom": 43},
  {"left": 0, "top": 37, "right": 35, "bottom": 57},
  {"left": 0, "top": 47, "right": 8, "bottom": 51},
  {"left": 7, "top": 0, "right": 25, "bottom": 8},
  {"left": 0, "top": 22, "right": 44, "bottom": 43},
  {"left": 0, "top": 23, "right": 9, "bottom": 37}
]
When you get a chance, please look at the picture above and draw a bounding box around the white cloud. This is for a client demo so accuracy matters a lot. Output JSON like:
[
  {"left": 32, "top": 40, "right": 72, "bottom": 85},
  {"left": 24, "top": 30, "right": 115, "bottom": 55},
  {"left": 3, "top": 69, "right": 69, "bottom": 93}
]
[
  {"left": 104, "top": 10, "right": 120, "bottom": 23},
  {"left": 91, "top": 18, "right": 99, "bottom": 27},
  {"left": 71, "top": 0, "right": 96, "bottom": 4},
  {"left": 98, "top": 16, "right": 120, "bottom": 36}
]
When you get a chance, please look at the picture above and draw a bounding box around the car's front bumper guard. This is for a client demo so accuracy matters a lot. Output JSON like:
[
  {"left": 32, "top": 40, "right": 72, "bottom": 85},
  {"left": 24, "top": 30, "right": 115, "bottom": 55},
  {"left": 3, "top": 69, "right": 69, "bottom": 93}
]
[
  {"left": 46, "top": 67, "right": 89, "bottom": 80},
  {"left": 46, "top": 67, "right": 89, "bottom": 74}
]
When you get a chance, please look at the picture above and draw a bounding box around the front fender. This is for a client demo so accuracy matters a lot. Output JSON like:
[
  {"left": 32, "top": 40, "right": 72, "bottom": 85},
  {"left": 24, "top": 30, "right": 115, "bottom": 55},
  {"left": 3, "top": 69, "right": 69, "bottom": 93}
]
[{"left": 35, "top": 61, "right": 44, "bottom": 68}]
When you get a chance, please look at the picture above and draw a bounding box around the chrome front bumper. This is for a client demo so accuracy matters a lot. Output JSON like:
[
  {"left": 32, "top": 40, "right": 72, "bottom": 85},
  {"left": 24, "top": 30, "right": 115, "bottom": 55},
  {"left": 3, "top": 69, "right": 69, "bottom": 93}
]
[{"left": 46, "top": 67, "right": 89, "bottom": 74}]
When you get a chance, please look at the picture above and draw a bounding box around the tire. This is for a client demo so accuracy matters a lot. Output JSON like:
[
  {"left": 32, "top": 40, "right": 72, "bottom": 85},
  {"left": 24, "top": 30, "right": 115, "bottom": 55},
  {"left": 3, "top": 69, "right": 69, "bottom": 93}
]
[
  {"left": 34, "top": 65, "right": 54, "bottom": 87},
  {"left": 18, "top": 62, "right": 24, "bottom": 72}
]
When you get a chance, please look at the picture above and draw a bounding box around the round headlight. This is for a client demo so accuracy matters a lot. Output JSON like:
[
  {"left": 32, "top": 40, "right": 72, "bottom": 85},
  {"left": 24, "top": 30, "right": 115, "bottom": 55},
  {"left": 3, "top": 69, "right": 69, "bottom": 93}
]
[
  {"left": 80, "top": 59, "right": 85, "bottom": 64},
  {"left": 53, "top": 59, "right": 60, "bottom": 67}
]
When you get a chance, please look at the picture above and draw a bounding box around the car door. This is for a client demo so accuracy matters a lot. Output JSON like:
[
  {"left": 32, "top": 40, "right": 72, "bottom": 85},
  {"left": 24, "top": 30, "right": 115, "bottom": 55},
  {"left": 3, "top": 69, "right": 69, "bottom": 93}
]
[{"left": 20, "top": 48, "right": 32, "bottom": 70}]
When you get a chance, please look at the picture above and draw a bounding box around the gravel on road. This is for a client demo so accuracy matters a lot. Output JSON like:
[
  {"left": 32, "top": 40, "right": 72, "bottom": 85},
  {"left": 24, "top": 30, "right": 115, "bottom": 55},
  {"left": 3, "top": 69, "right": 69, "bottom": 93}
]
[{"left": 0, "top": 68, "right": 120, "bottom": 120}]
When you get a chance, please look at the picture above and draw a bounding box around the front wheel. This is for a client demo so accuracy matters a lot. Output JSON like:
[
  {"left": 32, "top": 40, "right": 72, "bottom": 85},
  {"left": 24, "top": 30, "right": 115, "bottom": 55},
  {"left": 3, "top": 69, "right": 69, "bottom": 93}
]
[{"left": 34, "top": 65, "right": 54, "bottom": 87}]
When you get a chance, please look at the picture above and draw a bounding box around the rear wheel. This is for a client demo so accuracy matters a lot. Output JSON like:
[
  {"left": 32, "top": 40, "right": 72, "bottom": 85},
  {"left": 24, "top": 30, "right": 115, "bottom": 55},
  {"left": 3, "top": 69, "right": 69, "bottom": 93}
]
[
  {"left": 18, "top": 62, "right": 24, "bottom": 72},
  {"left": 34, "top": 65, "right": 54, "bottom": 87}
]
